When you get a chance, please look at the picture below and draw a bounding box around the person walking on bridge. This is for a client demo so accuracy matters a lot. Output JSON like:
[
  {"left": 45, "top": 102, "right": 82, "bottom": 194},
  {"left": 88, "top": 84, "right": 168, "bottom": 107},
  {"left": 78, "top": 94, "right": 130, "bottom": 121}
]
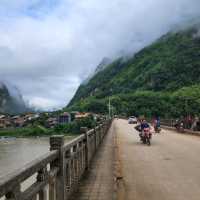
[{"left": 153, "top": 116, "right": 161, "bottom": 133}]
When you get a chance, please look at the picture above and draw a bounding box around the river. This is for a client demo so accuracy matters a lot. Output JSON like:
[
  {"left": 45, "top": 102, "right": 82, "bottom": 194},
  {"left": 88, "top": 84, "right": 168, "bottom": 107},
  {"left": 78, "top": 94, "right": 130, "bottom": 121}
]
[{"left": 0, "top": 137, "right": 73, "bottom": 177}]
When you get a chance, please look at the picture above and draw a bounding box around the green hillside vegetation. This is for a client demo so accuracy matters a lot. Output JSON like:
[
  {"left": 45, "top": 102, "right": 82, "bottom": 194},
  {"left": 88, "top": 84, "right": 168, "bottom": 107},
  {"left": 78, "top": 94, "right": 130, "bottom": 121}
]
[{"left": 67, "top": 26, "right": 200, "bottom": 118}]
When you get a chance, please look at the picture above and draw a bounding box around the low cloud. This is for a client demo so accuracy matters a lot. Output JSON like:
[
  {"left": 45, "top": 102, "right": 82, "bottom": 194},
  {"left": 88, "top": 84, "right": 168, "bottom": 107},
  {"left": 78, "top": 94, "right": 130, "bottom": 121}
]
[{"left": 0, "top": 0, "right": 200, "bottom": 110}]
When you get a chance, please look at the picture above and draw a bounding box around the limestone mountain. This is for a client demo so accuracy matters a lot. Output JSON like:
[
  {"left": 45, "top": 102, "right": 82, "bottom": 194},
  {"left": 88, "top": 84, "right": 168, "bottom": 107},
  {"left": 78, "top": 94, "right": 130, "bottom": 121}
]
[
  {"left": 0, "top": 82, "right": 29, "bottom": 114},
  {"left": 67, "top": 25, "right": 200, "bottom": 118}
]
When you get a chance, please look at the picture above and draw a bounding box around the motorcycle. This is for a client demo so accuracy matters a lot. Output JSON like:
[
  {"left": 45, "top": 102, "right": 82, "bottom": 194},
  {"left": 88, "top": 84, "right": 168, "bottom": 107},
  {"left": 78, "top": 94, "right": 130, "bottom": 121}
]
[{"left": 139, "top": 127, "right": 152, "bottom": 146}]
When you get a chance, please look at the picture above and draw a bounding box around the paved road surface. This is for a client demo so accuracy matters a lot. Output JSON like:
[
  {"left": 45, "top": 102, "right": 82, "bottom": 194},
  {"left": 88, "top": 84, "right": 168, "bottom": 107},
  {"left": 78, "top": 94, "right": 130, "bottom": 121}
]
[{"left": 115, "top": 119, "right": 200, "bottom": 200}]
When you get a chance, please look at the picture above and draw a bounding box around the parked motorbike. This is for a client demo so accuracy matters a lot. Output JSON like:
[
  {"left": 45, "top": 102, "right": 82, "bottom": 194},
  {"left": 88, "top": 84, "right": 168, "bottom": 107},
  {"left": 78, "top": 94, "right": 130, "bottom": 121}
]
[{"left": 139, "top": 127, "right": 152, "bottom": 146}]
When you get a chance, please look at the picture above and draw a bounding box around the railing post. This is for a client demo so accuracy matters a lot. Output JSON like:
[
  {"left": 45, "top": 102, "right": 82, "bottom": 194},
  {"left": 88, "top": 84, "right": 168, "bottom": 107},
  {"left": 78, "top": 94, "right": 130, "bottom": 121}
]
[
  {"left": 50, "top": 135, "right": 66, "bottom": 200},
  {"left": 37, "top": 167, "right": 48, "bottom": 200},
  {"left": 73, "top": 144, "right": 78, "bottom": 186},
  {"left": 49, "top": 175, "right": 56, "bottom": 200},
  {"left": 81, "top": 127, "right": 89, "bottom": 170},
  {"left": 65, "top": 149, "right": 72, "bottom": 196},
  {"left": 78, "top": 141, "right": 82, "bottom": 175}
]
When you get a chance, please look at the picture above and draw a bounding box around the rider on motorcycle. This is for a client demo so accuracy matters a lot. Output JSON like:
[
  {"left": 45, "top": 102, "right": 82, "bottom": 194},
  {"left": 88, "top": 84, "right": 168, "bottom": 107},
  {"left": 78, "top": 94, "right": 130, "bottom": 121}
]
[
  {"left": 141, "top": 119, "right": 150, "bottom": 130},
  {"left": 140, "top": 119, "right": 152, "bottom": 145},
  {"left": 140, "top": 119, "right": 150, "bottom": 137}
]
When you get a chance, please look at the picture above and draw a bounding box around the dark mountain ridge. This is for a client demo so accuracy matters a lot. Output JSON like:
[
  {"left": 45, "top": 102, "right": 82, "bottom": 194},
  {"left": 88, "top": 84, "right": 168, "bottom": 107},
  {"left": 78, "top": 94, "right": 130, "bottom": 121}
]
[{"left": 0, "top": 82, "right": 29, "bottom": 114}]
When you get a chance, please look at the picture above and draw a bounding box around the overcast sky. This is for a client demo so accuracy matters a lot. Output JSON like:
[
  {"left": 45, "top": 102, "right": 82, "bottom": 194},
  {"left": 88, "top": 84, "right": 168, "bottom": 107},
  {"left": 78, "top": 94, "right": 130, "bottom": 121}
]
[{"left": 0, "top": 0, "right": 200, "bottom": 110}]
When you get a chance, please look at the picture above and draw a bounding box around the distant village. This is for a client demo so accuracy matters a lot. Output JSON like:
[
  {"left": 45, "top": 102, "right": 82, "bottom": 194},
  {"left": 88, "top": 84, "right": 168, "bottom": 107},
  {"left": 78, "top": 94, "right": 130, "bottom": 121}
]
[{"left": 0, "top": 111, "right": 94, "bottom": 129}]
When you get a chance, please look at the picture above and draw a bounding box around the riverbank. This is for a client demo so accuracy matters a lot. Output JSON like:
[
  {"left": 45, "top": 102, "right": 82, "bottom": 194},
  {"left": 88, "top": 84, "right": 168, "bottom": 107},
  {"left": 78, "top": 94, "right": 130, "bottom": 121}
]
[
  {"left": 0, "top": 126, "right": 52, "bottom": 137},
  {"left": 0, "top": 116, "right": 97, "bottom": 137}
]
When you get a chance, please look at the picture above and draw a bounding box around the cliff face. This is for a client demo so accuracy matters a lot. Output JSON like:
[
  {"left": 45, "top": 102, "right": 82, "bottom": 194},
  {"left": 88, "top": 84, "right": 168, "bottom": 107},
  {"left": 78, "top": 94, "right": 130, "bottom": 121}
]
[{"left": 0, "top": 82, "right": 28, "bottom": 114}]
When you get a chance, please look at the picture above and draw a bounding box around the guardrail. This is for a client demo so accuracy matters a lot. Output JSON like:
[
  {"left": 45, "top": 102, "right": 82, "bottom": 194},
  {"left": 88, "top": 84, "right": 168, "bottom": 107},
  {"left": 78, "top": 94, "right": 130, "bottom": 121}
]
[
  {"left": 161, "top": 122, "right": 200, "bottom": 136},
  {"left": 160, "top": 119, "right": 175, "bottom": 127},
  {"left": 0, "top": 119, "right": 112, "bottom": 200}
]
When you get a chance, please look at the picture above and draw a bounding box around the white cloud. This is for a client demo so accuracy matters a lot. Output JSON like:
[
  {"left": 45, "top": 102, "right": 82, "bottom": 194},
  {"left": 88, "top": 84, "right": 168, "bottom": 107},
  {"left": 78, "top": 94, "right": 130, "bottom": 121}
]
[
  {"left": 29, "top": 97, "right": 59, "bottom": 110},
  {"left": 0, "top": 0, "right": 200, "bottom": 110}
]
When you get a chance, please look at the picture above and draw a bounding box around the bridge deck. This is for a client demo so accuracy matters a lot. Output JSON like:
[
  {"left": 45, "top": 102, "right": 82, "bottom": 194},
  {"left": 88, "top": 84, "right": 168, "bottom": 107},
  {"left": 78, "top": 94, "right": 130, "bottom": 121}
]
[
  {"left": 69, "top": 119, "right": 200, "bottom": 200},
  {"left": 115, "top": 119, "right": 200, "bottom": 200},
  {"left": 69, "top": 123, "right": 115, "bottom": 200}
]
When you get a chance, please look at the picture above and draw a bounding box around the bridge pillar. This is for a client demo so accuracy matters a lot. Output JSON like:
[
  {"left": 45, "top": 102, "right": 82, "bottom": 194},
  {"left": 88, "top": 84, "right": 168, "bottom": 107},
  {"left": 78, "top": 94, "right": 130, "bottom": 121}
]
[{"left": 50, "top": 135, "right": 66, "bottom": 200}]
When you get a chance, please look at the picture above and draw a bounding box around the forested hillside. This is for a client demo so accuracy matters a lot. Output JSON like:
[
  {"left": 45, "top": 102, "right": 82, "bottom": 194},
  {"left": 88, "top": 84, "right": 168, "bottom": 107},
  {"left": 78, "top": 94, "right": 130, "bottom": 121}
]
[{"left": 67, "top": 26, "right": 200, "bottom": 118}]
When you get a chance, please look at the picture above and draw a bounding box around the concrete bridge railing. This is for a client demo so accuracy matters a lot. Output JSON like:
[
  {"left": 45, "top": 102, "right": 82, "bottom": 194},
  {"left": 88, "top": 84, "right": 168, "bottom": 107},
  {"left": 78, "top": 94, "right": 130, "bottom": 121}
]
[
  {"left": 160, "top": 119, "right": 175, "bottom": 127},
  {"left": 160, "top": 119, "right": 200, "bottom": 136},
  {"left": 0, "top": 119, "right": 112, "bottom": 200}
]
